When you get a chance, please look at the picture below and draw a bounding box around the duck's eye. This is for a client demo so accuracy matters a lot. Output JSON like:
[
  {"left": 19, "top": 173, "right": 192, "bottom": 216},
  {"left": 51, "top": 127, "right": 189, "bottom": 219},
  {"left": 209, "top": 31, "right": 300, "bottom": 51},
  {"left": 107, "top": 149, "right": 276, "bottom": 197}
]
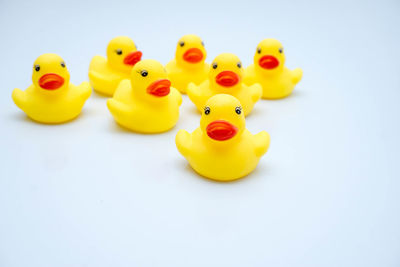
[
  {"left": 204, "top": 106, "right": 210, "bottom": 115},
  {"left": 61, "top": 62, "right": 66, "bottom": 68},
  {"left": 235, "top": 106, "right": 242, "bottom": 115},
  {"left": 141, "top": 70, "right": 148, "bottom": 77},
  {"left": 257, "top": 48, "right": 261, "bottom": 54},
  {"left": 34, "top": 65, "right": 40, "bottom": 72},
  {"left": 279, "top": 48, "right": 283, "bottom": 53},
  {"left": 179, "top": 41, "right": 185, "bottom": 47},
  {"left": 201, "top": 41, "right": 204, "bottom": 46},
  {"left": 116, "top": 49, "right": 123, "bottom": 55},
  {"left": 212, "top": 63, "right": 218, "bottom": 69},
  {"left": 237, "top": 62, "right": 242, "bottom": 68}
]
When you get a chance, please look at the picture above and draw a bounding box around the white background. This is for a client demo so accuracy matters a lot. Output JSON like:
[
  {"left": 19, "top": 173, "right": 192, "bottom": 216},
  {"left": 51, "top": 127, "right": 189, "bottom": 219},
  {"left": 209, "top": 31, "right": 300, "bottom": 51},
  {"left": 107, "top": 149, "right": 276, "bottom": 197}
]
[{"left": 1, "top": 0, "right": 399, "bottom": 266}]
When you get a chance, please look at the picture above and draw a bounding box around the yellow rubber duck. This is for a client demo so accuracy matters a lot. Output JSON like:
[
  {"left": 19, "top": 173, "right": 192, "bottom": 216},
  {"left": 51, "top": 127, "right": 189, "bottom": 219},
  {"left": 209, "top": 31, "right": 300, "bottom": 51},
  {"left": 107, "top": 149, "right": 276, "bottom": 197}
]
[
  {"left": 89, "top": 36, "right": 142, "bottom": 96},
  {"left": 244, "top": 39, "right": 303, "bottom": 99},
  {"left": 176, "top": 94, "right": 270, "bottom": 181},
  {"left": 107, "top": 59, "right": 182, "bottom": 133},
  {"left": 12, "top": 53, "right": 91, "bottom": 124},
  {"left": 187, "top": 53, "right": 262, "bottom": 116},
  {"left": 165, "top": 34, "right": 209, "bottom": 94}
]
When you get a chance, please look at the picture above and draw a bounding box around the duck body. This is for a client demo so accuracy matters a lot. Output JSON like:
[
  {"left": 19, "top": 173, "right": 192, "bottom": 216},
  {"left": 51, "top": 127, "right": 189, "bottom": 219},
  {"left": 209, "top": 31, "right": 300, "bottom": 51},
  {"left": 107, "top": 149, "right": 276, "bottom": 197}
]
[
  {"left": 244, "top": 38, "right": 302, "bottom": 99},
  {"left": 12, "top": 53, "right": 91, "bottom": 124},
  {"left": 166, "top": 34, "right": 209, "bottom": 94},
  {"left": 166, "top": 59, "right": 209, "bottom": 94},
  {"left": 89, "top": 55, "right": 130, "bottom": 96},
  {"left": 188, "top": 53, "right": 261, "bottom": 116},
  {"left": 244, "top": 64, "right": 302, "bottom": 99},
  {"left": 176, "top": 128, "right": 270, "bottom": 181},
  {"left": 13, "top": 83, "right": 91, "bottom": 123},
  {"left": 107, "top": 80, "right": 181, "bottom": 133},
  {"left": 89, "top": 36, "right": 142, "bottom": 96},
  {"left": 176, "top": 94, "right": 270, "bottom": 181},
  {"left": 107, "top": 59, "right": 182, "bottom": 133}
]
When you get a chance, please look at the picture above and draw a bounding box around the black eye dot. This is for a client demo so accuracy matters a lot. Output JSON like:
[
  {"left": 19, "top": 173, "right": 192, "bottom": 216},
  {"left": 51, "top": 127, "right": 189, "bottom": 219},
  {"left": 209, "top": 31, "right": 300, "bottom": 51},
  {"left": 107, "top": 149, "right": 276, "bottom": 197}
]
[
  {"left": 34, "top": 65, "right": 40, "bottom": 72},
  {"left": 179, "top": 41, "right": 185, "bottom": 47},
  {"left": 237, "top": 62, "right": 242, "bottom": 68},
  {"left": 204, "top": 106, "right": 210, "bottom": 115},
  {"left": 61, "top": 62, "right": 66, "bottom": 68},
  {"left": 116, "top": 49, "right": 123, "bottom": 55},
  {"left": 279, "top": 48, "right": 283, "bottom": 53},
  {"left": 212, "top": 63, "right": 217, "bottom": 69},
  {"left": 235, "top": 106, "right": 242, "bottom": 115},
  {"left": 141, "top": 70, "right": 148, "bottom": 77},
  {"left": 201, "top": 41, "right": 204, "bottom": 46},
  {"left": 257, "top": 48, "right": 261, "bottom": 54}
]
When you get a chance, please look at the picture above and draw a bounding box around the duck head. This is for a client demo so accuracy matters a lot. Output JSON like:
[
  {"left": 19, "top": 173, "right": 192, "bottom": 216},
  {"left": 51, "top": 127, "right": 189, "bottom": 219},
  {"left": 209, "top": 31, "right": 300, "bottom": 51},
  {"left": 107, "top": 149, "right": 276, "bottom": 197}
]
[
  {"left": 175, "top": 34, "right": 206, "bottom": 69},
  {"left": 130, "top": 59, "right": 171, "bottom": 101},
  {"left": 209, "top": 53, "right": 243, "bottom": 91},
  {"left": 254, "top": 39, "right": 285, "bottom": 75},
  {"left": 107, "top": 36, "right": 142, "bottom": 73},
  {"left": 32, "top": 53, "right": 70, "bottom": 93},
  {"left": 200, "top": 94, "right": 245, "bottom": 143}
]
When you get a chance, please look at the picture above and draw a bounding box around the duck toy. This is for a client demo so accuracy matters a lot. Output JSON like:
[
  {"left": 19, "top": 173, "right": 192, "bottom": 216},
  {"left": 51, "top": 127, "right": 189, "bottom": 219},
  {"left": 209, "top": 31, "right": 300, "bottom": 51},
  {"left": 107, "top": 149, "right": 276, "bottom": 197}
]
[
  {"left": 244, "top": 38, "right": 302, "bottom": 99},
  {"left": 166, "top": 34, "right": 209, "bottom": 94},
  {"left": 107, "top": 59, "right": 182, "bottom": 133},
  {"left": 89, "top": 36, "right": 142, "bottom": 96},
  {"left": 12, "top": 53, "right": 91, "bottom": 124},
  {"left": 187, "top": 53, "right": 262, "bottom": 116},
  {"left": 176, "top": 94, "right": 270, "bottom": 181}
]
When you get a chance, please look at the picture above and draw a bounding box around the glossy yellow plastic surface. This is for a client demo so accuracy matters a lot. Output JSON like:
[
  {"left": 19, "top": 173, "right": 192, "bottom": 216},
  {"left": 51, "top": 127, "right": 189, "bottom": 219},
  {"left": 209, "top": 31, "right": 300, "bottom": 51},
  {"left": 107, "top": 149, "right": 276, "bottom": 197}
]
[
  {"left": 187, "top": 53, "right": 262, "bottom": 116},
  {"left": 244, "top": 39, "right": 303, "bottom": 99},
  {"left": 107, "top": 59, "right": 182, "bottom": 133},
  {"left": 166, "top": 34, "right": 209, "bottom": 94},
  {"left": 176, "top": 94, "right": 270, "bottom": 181},
  {"left": 89, "top": 36, "right": 142, "bottom": 96},
  {"left": 12, "top": 53, "right": 91, "bottom": 124}
]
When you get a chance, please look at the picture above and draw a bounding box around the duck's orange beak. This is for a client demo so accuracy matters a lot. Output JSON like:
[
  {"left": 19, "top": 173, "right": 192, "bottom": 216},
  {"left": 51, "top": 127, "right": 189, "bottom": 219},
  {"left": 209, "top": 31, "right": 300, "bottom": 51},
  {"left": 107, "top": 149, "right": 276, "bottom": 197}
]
[
  {"left": 38, "top": 73, "right": 64, "bottom": 90},
  {"left": 206, "top": 120, "right": 238, "bottom": 141},
  {"left": 215, "top": 71, "right": 240, "bottom": 87},
  {"left": 259, "top": 55, "right": 279, "bottom": 69},
  {"left": 124, "top": 51, "right": 142, "bottom": 66},
  {"left": 183, "top": 48, "right": 203, "bottom": 63},
  {"left": 147, "top": 79, "right": 171, "bottom": 97}
]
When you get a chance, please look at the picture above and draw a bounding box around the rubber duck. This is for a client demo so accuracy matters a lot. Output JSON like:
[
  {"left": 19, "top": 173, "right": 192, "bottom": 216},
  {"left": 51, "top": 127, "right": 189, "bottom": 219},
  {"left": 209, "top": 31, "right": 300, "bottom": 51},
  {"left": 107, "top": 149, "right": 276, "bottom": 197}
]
[
  {"left": 12, "top": 53, "right": 91, "bottom": 124},
  {"left": 176, "top": 94, "right": 270, "bottom": 181},
  {"left": 89, "top": 36, "right": 142, "bottom": 96},
  {"left": 107, "top": 59, "right": 182, "bottom": 133},
  {"left": 244, "top": 39, "right": 303, "bottom": 99},
  {"left": 187, "top": 53, "right": 262, "bottom": 116},
  {"left": 165, "top": 34, "right": 209, "bottom": 94}
]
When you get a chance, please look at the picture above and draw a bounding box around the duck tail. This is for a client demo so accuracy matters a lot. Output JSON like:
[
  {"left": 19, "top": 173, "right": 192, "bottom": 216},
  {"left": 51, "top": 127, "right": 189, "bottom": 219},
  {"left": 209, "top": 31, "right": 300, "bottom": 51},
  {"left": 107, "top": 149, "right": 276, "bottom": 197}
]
[
  {"left": 12, "top": 88, "right": 26, "bottom": 111},
  {"left": 251, "top": 83, "right": 263, "bottom": 103},
  {"left": 187, "top": 82, "right": 196, "bottom": 100},
  {"left": 173, "top": 87, "right": 183, "bottom": 106},
  {"left": 254, "top": 131, "right": 271, "bottom": 157},
  {"left": 187, "top": 82, "right": 203, "bottom": 108},
  {"left": 291, "top": 68, "right": 303, "bottom": 84},
  {"left": 80, "top": 81, "right": 92, "bottom": 100},
  {"left": 175, "top": 130, "right": 191, "bottom": 157}
]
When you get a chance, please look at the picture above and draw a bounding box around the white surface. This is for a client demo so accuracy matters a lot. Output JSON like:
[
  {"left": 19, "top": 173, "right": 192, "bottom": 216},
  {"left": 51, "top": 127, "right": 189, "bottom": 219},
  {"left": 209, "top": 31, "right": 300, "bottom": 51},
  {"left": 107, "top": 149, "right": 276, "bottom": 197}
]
[{"left": 1, "top": 0, "right": 400, "bottom": 266}]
